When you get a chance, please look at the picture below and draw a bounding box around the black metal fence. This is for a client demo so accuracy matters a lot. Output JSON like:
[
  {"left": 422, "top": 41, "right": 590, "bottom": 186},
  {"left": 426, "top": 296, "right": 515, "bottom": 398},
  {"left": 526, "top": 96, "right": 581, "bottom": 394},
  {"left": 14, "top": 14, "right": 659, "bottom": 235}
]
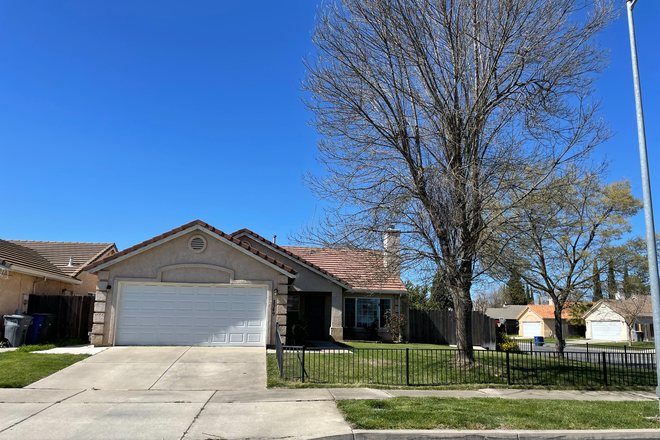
[
  {"left": 278, "top": 346, "right": 656, "bottom": 387},
  {"left": 517, "top": 339, "right": 656, "bottom": 355}
]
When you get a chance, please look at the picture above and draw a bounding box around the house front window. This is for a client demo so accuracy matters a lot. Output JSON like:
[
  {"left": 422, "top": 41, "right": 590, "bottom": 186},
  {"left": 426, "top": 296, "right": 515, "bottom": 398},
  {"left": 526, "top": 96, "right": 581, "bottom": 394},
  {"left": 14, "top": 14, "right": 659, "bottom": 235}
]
[{"left": 344, "top": 298, "right": 391, "bottom": 328}]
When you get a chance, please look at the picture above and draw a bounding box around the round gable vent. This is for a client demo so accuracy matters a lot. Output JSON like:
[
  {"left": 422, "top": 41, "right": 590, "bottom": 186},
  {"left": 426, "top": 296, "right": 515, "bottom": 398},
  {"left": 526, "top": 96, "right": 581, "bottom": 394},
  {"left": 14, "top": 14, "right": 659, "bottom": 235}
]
[{"left": 188, "top": 235, "right": 207, "bottom": 253}]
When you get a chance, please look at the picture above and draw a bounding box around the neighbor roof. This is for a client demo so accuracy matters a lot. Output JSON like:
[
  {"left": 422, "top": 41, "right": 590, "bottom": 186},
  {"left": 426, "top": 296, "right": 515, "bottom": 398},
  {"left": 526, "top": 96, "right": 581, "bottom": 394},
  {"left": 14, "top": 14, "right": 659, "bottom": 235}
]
[
  {"left": 485, "top": 305, "right": 526, "bottom": 321},
  {"left": 518, "top": 304, "right": 572, "bottom": 320},
  {"left": 9, "top": 240, "right": 116, "bottom": 277},
  {"left": 283, "top": 246, "right": 406, "bottom": 292},
  {"left": 83, "top": 220, "right": 298, "bottom": 277},
  {"left": 0, "top": 239, "right": 70, "bottom": 279},
  {"left": 588, "top": 297, "right": 653, "bottom": 319}
]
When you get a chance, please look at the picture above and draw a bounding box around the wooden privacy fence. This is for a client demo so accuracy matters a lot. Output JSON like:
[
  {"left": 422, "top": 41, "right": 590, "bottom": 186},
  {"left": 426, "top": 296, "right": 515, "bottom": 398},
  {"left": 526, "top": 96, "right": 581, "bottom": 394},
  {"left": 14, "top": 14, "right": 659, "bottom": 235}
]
[
  {"left": 27, "top": 294, "right": 94, "bottom": 341},
  {"left": 409, "top": 309, "right": 496, "bottom": 350}
]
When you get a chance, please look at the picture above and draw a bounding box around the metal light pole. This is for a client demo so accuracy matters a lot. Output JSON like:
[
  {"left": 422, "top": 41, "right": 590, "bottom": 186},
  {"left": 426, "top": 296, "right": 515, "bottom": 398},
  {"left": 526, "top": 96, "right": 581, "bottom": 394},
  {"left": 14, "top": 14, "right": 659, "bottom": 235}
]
[{"left": 626, "top": 0, "right": 660, "bottom": 411}]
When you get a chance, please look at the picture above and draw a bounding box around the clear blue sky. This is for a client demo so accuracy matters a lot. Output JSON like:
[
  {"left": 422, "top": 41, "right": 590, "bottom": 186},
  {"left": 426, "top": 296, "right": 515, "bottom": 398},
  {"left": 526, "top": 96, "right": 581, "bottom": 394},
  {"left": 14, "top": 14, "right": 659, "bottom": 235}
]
[{"left": 1, "top": 1, "right": 658, "bottom": 252}]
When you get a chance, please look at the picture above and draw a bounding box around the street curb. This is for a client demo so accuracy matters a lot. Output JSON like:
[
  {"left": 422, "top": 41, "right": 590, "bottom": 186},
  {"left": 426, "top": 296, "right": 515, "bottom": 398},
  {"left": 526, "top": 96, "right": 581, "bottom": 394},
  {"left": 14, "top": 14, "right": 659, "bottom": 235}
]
[{"left": 346, "top": 429, "right": 660, "bottom": 440}]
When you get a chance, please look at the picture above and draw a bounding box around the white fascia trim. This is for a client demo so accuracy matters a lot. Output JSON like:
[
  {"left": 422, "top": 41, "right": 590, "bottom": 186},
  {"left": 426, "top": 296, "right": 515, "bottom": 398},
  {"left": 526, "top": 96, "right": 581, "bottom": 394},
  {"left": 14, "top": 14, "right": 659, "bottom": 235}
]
[
  {"left": 88, "top": 225, "right": 297, "bottom": 279},
  {"left": 233, "top": 232, "right": 348, "bottom": 289},
  {"left": 5, "top": 264, "right": 82, "bottom": 285}
]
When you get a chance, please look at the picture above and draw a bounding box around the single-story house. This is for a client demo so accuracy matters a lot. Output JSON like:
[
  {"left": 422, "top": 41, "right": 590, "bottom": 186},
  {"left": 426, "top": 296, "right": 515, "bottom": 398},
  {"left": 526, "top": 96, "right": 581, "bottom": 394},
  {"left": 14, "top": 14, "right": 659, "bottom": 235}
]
[
  {"left": 0, "top": 239, "right": 117, "bottom": 334},
  {"left": 485, "top": 305, "right": 526, "bottom": 335},
  {"left": 583, "top": 296, "right": 654, "bottom": 342},
  {"left": 83, "top": 220, "right": 407, "bottom": 347},
  {"left": 516, "top": 304, "right": 583, "bottom": 338}
]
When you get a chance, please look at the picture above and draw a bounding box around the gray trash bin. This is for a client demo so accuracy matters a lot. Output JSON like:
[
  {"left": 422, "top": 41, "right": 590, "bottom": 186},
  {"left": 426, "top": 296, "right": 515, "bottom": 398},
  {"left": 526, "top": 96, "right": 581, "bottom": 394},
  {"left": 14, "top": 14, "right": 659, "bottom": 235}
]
[
  {"left": 3, "top": 315, "right": 33, "bottom": 347},
  {"left": 632, "top": 330, "right": 644, "bottom": 342}
]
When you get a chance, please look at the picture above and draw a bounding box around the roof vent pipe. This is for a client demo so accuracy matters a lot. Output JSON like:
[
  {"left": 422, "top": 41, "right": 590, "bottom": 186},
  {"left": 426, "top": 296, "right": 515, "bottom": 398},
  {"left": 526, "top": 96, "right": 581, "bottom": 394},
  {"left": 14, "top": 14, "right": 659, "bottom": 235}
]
[
  {"left": 273, "top": 235, "right": 277, "bottom": 245},
  {"left": 67, "top": 257, "right": 73, "bottom": 267},
  {"left": 383, "top": 225, "right": 401, "bottom": 274}
]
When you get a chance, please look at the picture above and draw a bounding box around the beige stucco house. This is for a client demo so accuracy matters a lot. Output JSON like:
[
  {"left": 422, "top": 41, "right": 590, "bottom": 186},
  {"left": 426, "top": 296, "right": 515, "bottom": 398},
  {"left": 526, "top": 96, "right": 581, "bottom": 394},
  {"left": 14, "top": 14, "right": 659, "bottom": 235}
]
[
  {"left": 516, "top": 304, "right": 573, "bottom": 338},
  {"left": 83, "top": 220, "right": 407, "bottom": 347},
  {"left": 0, "top": 239, "right": 116, "bottom": 335},
  {"left": 584, "top": 297, "right": 653, "bottom": 342}
]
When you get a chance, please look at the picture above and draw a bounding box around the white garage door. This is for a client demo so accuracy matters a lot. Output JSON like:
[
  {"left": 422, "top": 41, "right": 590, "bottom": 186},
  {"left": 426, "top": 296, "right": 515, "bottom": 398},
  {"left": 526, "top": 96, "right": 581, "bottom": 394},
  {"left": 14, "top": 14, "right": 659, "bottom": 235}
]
[
  {"left": 522, "top": 322, "right": 542, "bottom": 338},
  {"left": 115, "top": 283, "right": 268, "bottom": 346},
  {"left": 591, "top": 321, "right": 622, "bottom": 341}
]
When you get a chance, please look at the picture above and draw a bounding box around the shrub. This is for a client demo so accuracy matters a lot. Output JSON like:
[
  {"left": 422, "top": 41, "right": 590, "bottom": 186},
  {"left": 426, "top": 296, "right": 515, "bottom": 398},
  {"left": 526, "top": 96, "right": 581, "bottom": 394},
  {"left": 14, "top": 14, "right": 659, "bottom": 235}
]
[
  {"left": 383, "top": 309, "right": 405, "bottom": 342},
  {"left": 496, "top": 332, "right": 520, "bottom": 352}
]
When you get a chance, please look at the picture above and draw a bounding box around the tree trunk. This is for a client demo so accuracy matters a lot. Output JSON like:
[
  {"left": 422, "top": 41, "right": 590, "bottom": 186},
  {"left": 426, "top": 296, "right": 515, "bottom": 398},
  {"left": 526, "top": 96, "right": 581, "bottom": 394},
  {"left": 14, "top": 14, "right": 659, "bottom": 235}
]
[
  {"left": 453, "top": 286, "right": 474, "bottom": 366},
  {"left": 554, "top": 303, "right": 565, "bottom": 357}
]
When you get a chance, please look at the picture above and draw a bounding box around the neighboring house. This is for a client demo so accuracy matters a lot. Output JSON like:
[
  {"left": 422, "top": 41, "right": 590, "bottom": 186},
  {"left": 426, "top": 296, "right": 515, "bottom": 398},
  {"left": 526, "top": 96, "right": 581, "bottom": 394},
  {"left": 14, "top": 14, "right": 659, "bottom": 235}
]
[
  {"left": 0, "top": 239, "right": 117, "bottom": 332},
  {"left": 583, "top": 297, "right": 654, "bottom": 342},
  {"left": 516, "top": 304, "right": 582, "bottom": 338},
  {"left": 83, "top": 220, "right": 407, "bottom": 347},
  {"left": 485, "top": 305, "right": 526, "bottom": 335}
]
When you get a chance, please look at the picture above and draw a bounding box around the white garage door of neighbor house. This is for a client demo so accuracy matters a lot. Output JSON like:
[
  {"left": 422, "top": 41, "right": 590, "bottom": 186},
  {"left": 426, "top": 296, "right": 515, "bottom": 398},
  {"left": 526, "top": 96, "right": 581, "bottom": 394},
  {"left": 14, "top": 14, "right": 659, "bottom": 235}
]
[
  {"left": 522, "top": 322, "right": 542, "bottom": 338},
  {"left": 591, "top": 321, "right": 622, "bottom": 341},
  {"left": 115, "top": 283, "right": 268, "bottom": 346}
]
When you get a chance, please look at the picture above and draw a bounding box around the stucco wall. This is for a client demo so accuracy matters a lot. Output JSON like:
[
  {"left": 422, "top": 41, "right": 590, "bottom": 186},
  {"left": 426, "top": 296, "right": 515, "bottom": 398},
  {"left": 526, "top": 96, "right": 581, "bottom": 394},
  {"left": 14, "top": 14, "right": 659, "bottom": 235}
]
[
  {"left": 518, "top": 310, "right": 554, "bottom": 337},
  {"left": 95, "top": 230, "right": 286, "bottom": 346},
  {"left": 585, "top": 304, "right": 651, "bottom": 341}
]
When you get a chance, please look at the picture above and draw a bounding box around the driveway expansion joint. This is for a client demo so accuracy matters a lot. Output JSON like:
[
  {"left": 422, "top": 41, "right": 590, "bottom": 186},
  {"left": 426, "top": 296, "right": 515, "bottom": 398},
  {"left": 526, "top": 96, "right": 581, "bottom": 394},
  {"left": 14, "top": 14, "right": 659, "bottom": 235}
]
[{"left": 149, "top": 346, "right": 192, "bottom": 390}]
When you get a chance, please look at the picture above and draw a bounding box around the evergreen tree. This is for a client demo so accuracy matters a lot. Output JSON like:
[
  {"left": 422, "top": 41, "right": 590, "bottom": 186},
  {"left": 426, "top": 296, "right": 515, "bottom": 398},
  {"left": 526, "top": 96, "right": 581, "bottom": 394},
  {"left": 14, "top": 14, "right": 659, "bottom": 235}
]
[
  {"left": 430, "top": 271, "right": 453, "bottom": 309},
  {"left": 622, "top": 263, "right": 632, "bottom": 298},
  {"left": 592, "top": 261, "right": 603, "bottom": 301},
  {"left": 504, "top": 271, "right": 526, "bottom": 305},
  {"left": 607, "top": 260, "right": 617, "bottom": 299}
]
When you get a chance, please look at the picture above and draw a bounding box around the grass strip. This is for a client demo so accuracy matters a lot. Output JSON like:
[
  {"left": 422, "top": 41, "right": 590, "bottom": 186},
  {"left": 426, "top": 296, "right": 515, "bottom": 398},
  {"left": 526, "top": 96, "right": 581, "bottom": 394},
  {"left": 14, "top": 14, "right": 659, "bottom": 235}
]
[
  {"left": 338, "top": 397, "right": 660, "bottom": 430},
  {"left": 0, "top": 351, "right": 89, "bottom": 388}
]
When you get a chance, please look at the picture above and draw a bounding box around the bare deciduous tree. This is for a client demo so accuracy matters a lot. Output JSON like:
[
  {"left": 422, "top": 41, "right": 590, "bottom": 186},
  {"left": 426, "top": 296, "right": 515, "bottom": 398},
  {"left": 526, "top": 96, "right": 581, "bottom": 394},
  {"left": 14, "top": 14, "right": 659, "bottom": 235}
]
[
  {"left": 491, "top": 173, "right": 641, "bottom": 355},
  {"left": 301, "top": 0, "right": 615, "bottom": 363}
]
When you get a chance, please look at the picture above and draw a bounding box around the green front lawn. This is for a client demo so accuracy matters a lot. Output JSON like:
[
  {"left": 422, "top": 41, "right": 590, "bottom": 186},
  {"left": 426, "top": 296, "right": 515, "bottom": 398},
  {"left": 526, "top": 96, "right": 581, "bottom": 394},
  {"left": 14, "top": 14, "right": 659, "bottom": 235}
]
[
  {"left": 589, "top": 342, "right": 656, "bottom": 349},
  {"left": 0, "top": 350, "right": 89, "bottom": 388},
  {"left": 340, "top": 342, "right": 453, "bottom": 350},
  {"left": 338, "top": 397, "right": 660, "bottom": 430},
  {"left": 271, "top": 346, "right": 655, "bottom": 388}
]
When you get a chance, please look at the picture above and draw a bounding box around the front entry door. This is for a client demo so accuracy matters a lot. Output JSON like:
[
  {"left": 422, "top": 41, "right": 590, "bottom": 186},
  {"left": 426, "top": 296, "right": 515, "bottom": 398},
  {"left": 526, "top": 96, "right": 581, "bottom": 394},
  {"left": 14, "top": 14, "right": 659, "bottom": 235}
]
[{"left": 305, "top": 296, "right": 326, "bottom": 340}]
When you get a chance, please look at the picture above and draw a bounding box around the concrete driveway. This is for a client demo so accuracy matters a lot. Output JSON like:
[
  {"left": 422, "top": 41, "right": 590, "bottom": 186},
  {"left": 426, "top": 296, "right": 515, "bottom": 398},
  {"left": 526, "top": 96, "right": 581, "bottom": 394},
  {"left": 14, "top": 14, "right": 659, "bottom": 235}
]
[
  {"left": 27, "top": 346, "right": 266, "bottom": 391},
  {"left": 0, "top": 346, "right": 352, "bottom": 440}
]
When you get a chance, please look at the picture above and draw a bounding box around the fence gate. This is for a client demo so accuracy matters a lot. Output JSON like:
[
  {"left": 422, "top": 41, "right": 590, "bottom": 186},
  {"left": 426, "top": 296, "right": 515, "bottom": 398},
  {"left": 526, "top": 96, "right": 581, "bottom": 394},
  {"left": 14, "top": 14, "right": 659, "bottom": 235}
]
[{"left": 27, "top": 294, "right": 94, "bottom": 341}]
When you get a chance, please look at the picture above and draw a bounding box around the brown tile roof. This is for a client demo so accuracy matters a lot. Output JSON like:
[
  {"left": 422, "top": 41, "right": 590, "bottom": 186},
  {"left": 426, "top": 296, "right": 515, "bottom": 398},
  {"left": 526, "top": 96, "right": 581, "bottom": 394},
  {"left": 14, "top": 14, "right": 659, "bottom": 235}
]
[
  {"left": 0, "top": 239, "right": 70, "bottom": 279},
  {"left": 282, "top": 246, "right": 406, "bottom": 292},
  {"left": 83, "top": 220, "right": 298, "bottom": 276},
  {"left": 9, "top": 241, "right": 116, "bottom": 277},
  {"left": 603, "top": 296, "right": 653, "bottom": 317},
  {"left": 230, "top": 229, "right": 351, "bottom": 287}
]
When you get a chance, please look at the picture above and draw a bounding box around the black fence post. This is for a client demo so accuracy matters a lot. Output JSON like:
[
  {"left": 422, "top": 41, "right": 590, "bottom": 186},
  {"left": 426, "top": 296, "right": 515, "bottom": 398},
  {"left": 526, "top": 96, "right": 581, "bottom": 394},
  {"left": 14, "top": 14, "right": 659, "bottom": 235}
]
[
  {"left": 586, "top": 343, "right": 589, "bottom": 363},
  {"left": 602, "top": 351, "right": 608, "bottom": 387},
  {"left": 624, "top": 345, "right": 628, "bottom": 368},
  {"left": 301, "top": 346, "right": 306, "bottom": 384},
  {"left": 506, "top": 351, "right": 511, "bottom": 385},
  {"left": 405, "top": 348, "right": 410, "bottom": 386}
]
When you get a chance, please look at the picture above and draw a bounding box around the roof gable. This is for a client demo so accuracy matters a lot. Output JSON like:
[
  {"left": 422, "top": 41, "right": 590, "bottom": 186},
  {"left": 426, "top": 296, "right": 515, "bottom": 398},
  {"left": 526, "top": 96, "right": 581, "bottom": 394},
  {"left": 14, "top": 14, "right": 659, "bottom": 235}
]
[
  {"left": 84, "top": 220, "right": 298, "bottom": 278},
  {"left": 231, "top": 229, "right": 350, "bottom": 288},
  {"left": 585, "top": 297, "right": 653, "bottom": 319},
  {"left": 230, "top": 229, "right": 406, "bottom": 292},
  {"left": 517, "top": 304, "right": 572, "bottom": 320}
]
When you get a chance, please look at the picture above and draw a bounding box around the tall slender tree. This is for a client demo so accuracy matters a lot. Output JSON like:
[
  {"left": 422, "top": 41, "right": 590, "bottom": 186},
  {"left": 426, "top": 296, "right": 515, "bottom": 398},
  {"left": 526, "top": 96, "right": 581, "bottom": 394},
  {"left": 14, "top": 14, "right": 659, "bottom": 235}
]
[
  {"left": 592, "top": 261, "right": 603, "bottom": 301},
  {"left": 505, "top": 271, "right": 526, "bottom": 305},
  {"left": 607, "top": 260, "right": 617, "bottom": 299}
]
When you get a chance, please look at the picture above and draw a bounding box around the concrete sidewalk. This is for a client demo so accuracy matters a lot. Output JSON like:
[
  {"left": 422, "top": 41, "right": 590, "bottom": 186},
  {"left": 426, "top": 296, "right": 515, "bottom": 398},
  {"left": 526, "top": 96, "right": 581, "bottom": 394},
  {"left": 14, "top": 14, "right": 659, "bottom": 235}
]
[
  {"left": 0, "top": 344, "right": 657, "bottom": 440},
  {"left": 0, "top": 386, "right": 656, "bottom": 439}
]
